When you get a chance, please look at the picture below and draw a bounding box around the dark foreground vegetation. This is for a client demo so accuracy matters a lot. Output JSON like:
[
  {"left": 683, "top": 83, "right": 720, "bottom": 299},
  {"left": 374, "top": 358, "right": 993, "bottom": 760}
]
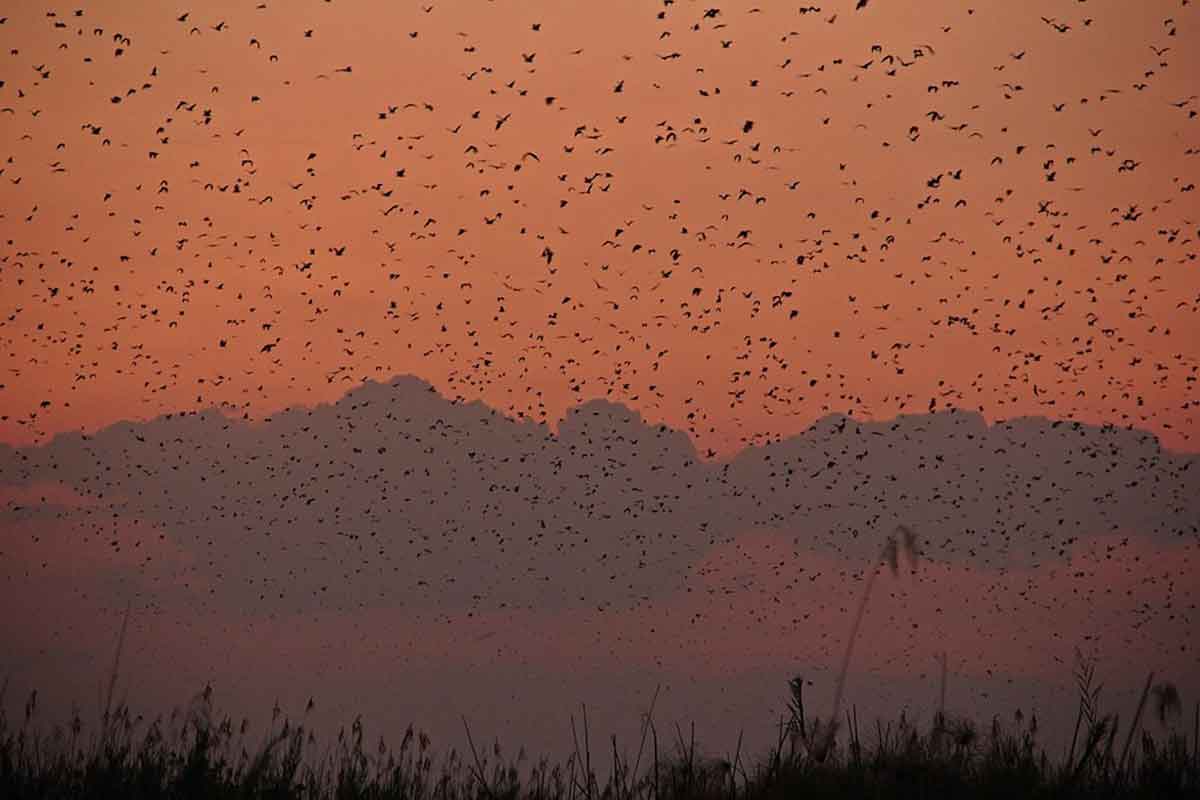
[{"left": 2, "top": 665, "right": 1196, "bottom": 800}]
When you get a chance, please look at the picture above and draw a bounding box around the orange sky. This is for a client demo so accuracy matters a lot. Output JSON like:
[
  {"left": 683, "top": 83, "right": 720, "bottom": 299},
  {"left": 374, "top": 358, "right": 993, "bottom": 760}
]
[{"left": 1, "top": 0, "right": 1197, "bottom": 455}]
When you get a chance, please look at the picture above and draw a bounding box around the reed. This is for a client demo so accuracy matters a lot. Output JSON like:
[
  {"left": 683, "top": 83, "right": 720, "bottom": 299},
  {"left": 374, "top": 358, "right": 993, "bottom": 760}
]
[
  {"left": 2, "top": 674, "right": 1196, "bottom": 799},
  {"left": 3, "top": 552, "right": 1195, "bottom": 798},
  {"left": 812, "top": 524, "right": 920, "bottom": 763}
]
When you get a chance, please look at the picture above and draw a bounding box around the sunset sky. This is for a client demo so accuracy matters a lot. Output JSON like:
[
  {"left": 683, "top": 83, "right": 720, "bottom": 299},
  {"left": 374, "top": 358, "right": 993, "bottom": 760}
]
[{"left": 2, "top": 0, "right": 1198, "bottom": 764}]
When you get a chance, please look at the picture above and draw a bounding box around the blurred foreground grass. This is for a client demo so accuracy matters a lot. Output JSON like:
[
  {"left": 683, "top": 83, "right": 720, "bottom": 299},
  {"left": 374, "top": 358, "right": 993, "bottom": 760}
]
[{"left": 2, "top": 667, "right": 1195, "bottom": 799}]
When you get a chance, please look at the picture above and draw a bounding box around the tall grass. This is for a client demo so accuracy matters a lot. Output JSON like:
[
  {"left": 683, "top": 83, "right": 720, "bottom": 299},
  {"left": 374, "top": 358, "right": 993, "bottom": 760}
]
[
  {"left": 808, "top": 524, "right": 921, "bottom": 762},
  {"left": 4, "top": 529, "right": 1194, "bottom": 797},
  {"left": 2, "top": 669, "right": 1194, "bottom": 799}
]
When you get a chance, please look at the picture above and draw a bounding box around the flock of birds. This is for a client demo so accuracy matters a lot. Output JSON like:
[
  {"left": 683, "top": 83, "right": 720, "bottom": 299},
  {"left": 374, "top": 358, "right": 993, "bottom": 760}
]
[
  {"left": 0, "top": 0, "right": 1197, "bottom": 717},
  {"left": 0, "top": 1, "right": 1195, "bottom": 454},
  {"left": 1, "top": 374, "right": 1197, "bottom": 710}
]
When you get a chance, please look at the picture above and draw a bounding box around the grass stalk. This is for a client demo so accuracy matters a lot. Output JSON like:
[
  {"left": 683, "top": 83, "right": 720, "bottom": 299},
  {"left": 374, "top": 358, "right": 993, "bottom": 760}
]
[
  {"left": 1066, "top": 695, "right": 1084, "bottom": 771},
  {"left": 1119, "top": 671, "right": 1154, "bottom": 778},
  {"left": 1192, "top": 701, "right": 1198, "bottom": 774},
  {"left": 461, "top": 715, "right": 494, "bottom": 800},
  {"left": 817, "top": 563, "right": 878, "bottom": 762},
  {"left": 100, "top": 600, "right": 132, "bottom": 743},
  {"left": 582, "top": 704, "right": 593, "bottom": 800},
  {"left": 728, "top": 729, "right": 742, "bottom": 800},
  {"left": 650, "top": 718, "right": 659, "bottom": 800},
  {"left": 1102, "top": 712, "right": 1120, "bottom": 777},
  {"left": 629, "top": 684, "right": 659, "bottom": 796},
  {"left": 815, "top": 525, "right": 919, "bottom": 763}
]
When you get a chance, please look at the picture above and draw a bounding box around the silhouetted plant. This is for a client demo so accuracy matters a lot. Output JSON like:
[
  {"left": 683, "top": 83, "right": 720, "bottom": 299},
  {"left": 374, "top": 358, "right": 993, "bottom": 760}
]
[{"left": 1, "top": 665, "right": 1196, "bottom": 798}]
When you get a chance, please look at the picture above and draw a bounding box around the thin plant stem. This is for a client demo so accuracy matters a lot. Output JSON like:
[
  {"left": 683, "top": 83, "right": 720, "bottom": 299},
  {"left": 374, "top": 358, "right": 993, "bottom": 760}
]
[
  {"left": 1119, "top": 671, "right": 1154, "bottom": 778},
  {"left": 818, "top": 562, "right": 880, "bottom": 761}
]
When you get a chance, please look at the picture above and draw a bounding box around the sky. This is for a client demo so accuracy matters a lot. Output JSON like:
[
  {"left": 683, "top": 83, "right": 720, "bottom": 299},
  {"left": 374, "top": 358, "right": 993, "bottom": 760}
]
[{"left": 1, "top": 0, "right": 1199, "bottom": 766}]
